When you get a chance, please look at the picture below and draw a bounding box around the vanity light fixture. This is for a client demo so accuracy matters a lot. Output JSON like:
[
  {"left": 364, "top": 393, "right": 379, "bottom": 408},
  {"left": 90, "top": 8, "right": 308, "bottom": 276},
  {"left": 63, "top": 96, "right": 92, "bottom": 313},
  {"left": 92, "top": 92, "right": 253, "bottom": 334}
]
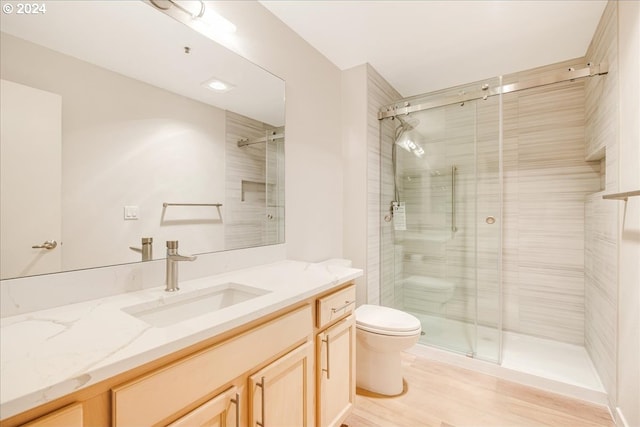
[
  {"left": 202, "top": 77, "right": 235, "bottom": 93},
  {"left": 150, "top": 0, "right": 236, "bottom": 34}
]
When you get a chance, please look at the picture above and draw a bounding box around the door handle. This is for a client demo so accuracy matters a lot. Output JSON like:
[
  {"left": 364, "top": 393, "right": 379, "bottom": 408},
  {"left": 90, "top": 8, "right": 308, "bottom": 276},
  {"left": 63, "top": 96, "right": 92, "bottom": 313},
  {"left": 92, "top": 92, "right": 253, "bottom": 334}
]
[
  {"left": 256, "top": 376, "right": 266, "bottom": 427},
  {"left": 322, "top": 334, "right": 331, "bottom": 379},
  {"left": 32, "top": 240, "right": 57, "bottom": 250}
]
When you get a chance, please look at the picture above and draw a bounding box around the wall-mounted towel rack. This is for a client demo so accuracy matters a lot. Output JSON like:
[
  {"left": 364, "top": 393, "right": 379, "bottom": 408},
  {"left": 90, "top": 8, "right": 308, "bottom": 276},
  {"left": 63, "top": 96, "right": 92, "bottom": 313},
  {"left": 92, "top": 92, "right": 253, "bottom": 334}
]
[
  {"left": 163, "top": 202, "right": 223, "bottom": 207},
  {"left": 602, "top": 190, "right": 640, "bottom": 201}
]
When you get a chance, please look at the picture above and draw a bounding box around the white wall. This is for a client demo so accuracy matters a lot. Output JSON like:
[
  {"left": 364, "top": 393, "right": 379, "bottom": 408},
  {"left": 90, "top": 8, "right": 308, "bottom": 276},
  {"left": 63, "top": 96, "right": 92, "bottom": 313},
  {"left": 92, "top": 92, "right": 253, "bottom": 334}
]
[
  {"left": 1, "top": 34, "right": 227, "bottom": 272},
  {"left": 616, "top": 2, "right": 640, "bottom": 426},
  {"left": 340, "top": 64, "right": 401, "bottom": 306},
  {"left": 341, "top": 65, "right": 368, "bottom": 304},
  {"left": 212, "top": 2, "right": 344, "bottom": 263}
]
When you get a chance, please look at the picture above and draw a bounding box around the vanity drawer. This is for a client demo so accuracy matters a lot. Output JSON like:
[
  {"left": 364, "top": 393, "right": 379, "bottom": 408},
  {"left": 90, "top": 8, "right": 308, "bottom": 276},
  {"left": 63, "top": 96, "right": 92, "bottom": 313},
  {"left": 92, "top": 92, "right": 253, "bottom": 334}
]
[
  {"left": 22, "top": 403, "right": 83, "bottom": 427},
  {"left": 316, "top": 284, "right": 356, "bottom": 329},
  {"left": 112, "top": 305, "right": 312, "bottom": 426}
]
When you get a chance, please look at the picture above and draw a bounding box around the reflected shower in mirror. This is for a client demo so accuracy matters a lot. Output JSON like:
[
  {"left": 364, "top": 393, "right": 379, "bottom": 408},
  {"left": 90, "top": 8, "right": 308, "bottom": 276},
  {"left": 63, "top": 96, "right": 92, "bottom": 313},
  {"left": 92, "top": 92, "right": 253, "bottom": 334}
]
[{"left": 0, "top": 1, "right": 285, "bottom": 280}]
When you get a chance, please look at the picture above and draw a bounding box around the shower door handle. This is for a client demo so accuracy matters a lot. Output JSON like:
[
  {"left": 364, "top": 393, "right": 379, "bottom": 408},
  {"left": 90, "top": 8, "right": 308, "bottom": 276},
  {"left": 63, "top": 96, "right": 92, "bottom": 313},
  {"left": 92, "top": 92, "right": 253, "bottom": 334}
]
[{"left": 451, "top": 166, "right": 457, "bottom": 232}]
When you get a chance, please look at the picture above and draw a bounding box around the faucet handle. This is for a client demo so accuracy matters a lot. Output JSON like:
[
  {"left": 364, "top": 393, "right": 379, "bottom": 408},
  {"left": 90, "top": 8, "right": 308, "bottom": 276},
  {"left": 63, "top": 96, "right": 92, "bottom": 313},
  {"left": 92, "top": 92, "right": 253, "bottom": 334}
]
[{"left": 166, "top": 240, "right": 197, "bottom": 261}]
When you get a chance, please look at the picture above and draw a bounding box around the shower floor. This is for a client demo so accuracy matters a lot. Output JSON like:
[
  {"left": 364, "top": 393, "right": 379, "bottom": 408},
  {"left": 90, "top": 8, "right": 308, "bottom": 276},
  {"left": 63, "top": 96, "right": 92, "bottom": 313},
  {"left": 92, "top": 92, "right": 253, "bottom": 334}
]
[
  {"left": 411, "top": 312, "right": 501, "bottom": 362},
  {"left": 409, "top": 313, "right": 606, "bottom": 404}
]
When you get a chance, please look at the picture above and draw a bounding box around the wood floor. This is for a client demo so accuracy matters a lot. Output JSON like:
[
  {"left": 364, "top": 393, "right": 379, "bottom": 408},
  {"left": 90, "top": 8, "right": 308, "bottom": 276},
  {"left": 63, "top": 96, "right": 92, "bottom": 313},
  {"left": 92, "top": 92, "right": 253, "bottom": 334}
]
[{"left": 343, "top": 352, "right": 614, "bottom": 427}]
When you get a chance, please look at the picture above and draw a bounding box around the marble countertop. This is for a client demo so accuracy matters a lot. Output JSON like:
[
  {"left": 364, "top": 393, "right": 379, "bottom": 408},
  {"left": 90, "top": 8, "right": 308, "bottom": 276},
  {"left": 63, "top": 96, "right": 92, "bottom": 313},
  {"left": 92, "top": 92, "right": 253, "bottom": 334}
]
[{"left": 0, "top": 260, "right": 362, "bottom": 420}]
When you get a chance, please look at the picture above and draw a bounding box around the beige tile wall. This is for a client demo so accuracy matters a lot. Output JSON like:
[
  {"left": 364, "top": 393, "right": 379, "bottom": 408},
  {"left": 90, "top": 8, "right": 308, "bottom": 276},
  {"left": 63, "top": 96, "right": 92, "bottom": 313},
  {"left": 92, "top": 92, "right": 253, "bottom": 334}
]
[
  {"left": 583, "top": 0, "right": 619, "bottom": 404},
  {"left": 367, "top": 65, "right": 400, "bottom": 306},
  {"left": 501, "top": 62, "right": 602, "bottom": 344}
]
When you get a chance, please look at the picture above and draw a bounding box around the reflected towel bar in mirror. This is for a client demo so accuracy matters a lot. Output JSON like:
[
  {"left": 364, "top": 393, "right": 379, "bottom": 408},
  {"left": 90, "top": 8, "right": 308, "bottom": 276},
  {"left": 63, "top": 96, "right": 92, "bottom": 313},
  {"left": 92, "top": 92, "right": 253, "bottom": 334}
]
[{"left": 163, "top": 203, "right": 223, "bottom": 207}]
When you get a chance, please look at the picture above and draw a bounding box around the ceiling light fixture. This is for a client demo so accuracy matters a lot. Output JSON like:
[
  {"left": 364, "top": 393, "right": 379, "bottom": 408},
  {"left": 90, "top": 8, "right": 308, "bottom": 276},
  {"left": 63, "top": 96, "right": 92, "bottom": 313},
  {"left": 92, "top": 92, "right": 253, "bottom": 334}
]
[
  {"left": 202, "top": 77, "right": 235, "bottom": 93},
  {"left": 150, "top": 0, "right": 236, "bottom": 33}
]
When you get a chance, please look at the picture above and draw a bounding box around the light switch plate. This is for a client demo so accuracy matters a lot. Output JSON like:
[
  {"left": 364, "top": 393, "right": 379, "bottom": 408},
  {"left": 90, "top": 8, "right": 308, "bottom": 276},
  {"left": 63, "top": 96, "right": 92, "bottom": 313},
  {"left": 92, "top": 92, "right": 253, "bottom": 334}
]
[{"left": 124, "top": 205, "right": 139, "bottom": 220}]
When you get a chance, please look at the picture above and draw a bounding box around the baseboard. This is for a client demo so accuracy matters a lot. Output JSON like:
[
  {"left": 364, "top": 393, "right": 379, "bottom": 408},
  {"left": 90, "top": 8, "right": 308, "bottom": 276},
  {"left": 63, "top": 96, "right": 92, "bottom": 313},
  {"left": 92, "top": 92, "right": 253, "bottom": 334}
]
[{"left": 615, "top": 406, "right": 630, "bottom": 427}]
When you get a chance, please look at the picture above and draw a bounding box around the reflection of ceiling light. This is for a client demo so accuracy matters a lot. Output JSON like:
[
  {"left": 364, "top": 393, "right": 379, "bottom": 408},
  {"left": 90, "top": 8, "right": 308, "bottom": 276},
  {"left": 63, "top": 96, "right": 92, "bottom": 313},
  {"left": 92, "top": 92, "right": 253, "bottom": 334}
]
[
  {"left": 151, "top": 0, "right": 236, "bottom": 33},
  {"left": 203, "top": 77, "right": 235, "bottom": 93},
  {"left": 198, "top": 5, "right": 237, "bottom": 34},
  {"left": 396, "top": 133, "right": 425, "bottom": 158}
]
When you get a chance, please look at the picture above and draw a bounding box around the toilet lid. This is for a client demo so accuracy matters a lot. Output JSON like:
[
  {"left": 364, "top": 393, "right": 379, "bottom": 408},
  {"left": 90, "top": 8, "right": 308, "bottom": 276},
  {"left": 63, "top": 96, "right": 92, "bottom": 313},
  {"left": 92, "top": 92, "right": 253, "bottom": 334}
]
[{"left": 355, "top": 305, "right": 421, "bottom": 336}]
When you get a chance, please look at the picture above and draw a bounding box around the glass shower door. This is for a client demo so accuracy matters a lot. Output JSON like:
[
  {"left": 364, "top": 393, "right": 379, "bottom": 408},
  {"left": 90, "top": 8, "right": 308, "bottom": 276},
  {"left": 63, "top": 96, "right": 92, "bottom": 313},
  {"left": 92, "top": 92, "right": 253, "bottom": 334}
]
[
  {"left": 380, "top": 80, "right": 502, "bottom": 363},
  {"left": 265, "top": 130, "right": 285, "bottom": 244}
]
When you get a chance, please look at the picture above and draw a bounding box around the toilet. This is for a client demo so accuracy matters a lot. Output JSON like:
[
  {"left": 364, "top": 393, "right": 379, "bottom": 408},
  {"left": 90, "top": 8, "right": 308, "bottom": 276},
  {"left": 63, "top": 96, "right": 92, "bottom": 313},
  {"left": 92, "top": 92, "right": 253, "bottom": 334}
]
[{"left": 355, "top": 304, "right": 422, "bottom": 396}]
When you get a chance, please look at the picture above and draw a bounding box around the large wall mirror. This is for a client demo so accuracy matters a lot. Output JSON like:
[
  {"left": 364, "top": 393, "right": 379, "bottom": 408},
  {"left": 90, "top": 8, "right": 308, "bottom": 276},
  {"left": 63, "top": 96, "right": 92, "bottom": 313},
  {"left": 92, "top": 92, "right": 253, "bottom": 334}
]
[{"left": 0, "top": 1, "right": 285, "bottom": 280}]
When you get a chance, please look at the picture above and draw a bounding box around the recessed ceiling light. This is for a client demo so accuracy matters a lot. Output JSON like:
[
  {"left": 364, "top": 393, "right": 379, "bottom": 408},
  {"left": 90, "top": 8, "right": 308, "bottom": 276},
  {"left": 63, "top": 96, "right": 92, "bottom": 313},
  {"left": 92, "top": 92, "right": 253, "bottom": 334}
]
[{"left": 202, "top": 77, "right": 235, "bottom": 93}]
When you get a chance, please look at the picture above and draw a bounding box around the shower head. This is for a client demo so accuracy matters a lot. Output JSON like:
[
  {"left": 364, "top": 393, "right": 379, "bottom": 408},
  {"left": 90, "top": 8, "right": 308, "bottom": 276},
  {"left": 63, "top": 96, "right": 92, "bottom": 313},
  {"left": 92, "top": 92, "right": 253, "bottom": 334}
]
[
  {"left": 394, "top": 116, "right": 419, "bottom": 141},
  {"left": 393, "top": 116, "right": 424, "bottom": 158}
]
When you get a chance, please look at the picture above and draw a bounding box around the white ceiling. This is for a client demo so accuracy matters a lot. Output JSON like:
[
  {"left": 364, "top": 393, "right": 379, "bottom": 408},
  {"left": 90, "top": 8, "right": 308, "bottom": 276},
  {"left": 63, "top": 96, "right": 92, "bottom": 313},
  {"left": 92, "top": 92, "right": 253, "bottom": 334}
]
[
  {"left": 1, "top": 1, "right": 285, "bottom": 126},
  {"left": 259, "top": 0, "right": 608, "bottom": 97}
]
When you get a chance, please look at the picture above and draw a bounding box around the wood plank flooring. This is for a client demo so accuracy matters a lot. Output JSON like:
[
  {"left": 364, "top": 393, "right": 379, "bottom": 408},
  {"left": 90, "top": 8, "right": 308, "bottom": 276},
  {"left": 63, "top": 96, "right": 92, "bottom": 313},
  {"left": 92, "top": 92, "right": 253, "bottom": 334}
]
[{"left": 343, "top": 352, "right": 614, "bottom": 427}]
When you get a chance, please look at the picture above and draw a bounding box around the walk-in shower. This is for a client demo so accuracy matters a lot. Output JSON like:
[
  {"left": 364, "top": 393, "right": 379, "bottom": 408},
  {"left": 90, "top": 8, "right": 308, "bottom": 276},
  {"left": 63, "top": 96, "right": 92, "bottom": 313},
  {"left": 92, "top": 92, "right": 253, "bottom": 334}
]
[{"left": 378, "top": 62, "right": 609, "bottom": 399}]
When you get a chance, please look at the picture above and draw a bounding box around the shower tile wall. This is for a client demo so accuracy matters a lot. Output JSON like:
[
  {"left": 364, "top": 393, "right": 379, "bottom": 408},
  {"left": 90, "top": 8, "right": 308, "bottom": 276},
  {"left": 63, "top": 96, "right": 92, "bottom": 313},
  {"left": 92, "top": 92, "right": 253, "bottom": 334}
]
[
  {"left": 501, "top": 60, "right": 601, "bottom": 344},
  {"left": 225, "top": 111, "right": 283, "bottom": 249},
  {"left": 584, "top": 0, "right": 618, "bottom": 403},
  {"left": 366, "top": 65, "right": 400, "bottom": 306}
]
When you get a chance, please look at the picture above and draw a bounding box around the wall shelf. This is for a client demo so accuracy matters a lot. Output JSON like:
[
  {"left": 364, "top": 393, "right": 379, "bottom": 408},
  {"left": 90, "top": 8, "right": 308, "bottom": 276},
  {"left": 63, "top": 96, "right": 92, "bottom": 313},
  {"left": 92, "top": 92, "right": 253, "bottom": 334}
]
[
  {"left": 602, "top": 190, "right": 640, "bottom": 202},
  {"left": 602, "top": 190, "right": 640, "bottom": 201}
]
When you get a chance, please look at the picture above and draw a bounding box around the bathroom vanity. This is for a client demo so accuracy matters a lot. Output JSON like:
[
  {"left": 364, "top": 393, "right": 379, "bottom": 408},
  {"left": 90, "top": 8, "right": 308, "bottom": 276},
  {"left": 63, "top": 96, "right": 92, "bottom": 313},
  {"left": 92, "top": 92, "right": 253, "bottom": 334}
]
[{"left": 0, "top": 261, "right": 360, "bottom": 427}]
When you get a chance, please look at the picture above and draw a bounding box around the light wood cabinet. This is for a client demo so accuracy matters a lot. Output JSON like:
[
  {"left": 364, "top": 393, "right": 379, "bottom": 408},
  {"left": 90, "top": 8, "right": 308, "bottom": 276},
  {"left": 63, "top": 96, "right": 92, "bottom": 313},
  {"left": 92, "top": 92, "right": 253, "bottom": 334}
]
[
  {"left": 168, "top": 386, "right": 239, "bottom": 427},
  {"left": 21, "top": 404, "right": 82, "bottom": 427},
  {"left": 249, "top": 342, "right": 314, "bottom": 427},
  {"left": 112, "top": 305, "right": 312, "bottom": 426},
  {"left": 316, "top": 315, "right": 356, "bottom": 427},
  {"left": 315, "top": 283, "right": 357, "bottom": 427},
  {"left": 316, "top": 285, "right": 356, "bottom": 329}
]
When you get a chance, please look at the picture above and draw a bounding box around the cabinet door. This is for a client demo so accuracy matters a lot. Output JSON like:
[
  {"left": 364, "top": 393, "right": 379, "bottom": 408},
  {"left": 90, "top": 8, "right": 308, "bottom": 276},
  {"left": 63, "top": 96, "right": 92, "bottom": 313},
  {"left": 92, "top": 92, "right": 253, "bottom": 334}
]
[
  {"left": 317, "top": 315, "right": 356, "bottom": 427},
  {"left": 168, "top": 386, "right": 240, "bottom": 427},
  {"left": 249, "top": 341, "right": 313, "bottom": 427}
]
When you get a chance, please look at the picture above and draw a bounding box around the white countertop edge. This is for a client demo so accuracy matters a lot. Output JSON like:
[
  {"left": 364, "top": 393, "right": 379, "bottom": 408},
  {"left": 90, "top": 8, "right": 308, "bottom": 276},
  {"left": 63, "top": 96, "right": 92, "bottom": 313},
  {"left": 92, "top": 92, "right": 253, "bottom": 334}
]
[{"left": 0, "top": 260, "right": 362, "bottom": 420}]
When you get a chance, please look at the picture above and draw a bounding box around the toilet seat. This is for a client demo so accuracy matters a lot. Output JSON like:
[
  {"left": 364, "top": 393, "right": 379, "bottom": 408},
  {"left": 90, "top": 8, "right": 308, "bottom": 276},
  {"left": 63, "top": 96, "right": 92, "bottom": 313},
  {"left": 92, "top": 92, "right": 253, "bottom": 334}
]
[{"left": 355, "top": 304, "right": 421, "bottom": 336}]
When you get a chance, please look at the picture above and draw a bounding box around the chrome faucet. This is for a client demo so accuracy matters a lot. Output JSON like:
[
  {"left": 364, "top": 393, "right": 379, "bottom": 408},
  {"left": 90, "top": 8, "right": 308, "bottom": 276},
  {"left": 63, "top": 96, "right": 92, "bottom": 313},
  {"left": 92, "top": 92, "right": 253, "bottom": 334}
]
[
  {"left": 165, "top": 240, "right": 197, "bottom": 292},
  {"left": 130, "top": 237, "right": 153, "bottom": 261}
]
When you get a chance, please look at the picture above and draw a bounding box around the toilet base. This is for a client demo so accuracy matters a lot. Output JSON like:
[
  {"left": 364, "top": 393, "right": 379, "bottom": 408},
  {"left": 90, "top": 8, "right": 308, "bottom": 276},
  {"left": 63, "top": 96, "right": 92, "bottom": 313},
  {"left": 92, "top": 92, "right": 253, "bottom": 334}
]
[{"left": 356, "top": 337, "right": 405, "bottom": 396}]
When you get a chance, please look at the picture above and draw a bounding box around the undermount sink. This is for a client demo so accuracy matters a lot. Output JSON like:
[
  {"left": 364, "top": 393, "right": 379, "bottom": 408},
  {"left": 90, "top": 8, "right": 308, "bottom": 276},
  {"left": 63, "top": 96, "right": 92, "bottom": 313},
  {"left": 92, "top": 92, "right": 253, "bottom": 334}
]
[{"left": 122, "top": 283, "right": 271, "bottom": 327}]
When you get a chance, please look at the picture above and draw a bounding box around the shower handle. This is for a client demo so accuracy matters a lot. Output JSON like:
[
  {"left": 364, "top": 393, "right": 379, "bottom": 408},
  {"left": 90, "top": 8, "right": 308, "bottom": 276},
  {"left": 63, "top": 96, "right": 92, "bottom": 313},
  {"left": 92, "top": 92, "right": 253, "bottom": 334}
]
[{"left": 451, "top": 166, "right": 457, "bottom": 232}]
